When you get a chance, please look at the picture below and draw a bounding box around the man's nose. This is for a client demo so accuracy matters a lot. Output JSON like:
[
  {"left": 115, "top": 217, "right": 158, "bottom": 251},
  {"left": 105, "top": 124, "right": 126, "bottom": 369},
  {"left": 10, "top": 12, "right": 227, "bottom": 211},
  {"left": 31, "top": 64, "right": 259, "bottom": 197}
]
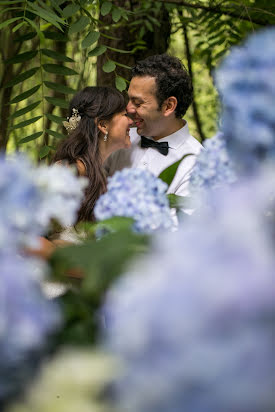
[
  {"left": 126, "top": 100, "right": 136, "bottom": 113},
  {"left": 127, "top": 116, "right": 134, "bottom": 126}
]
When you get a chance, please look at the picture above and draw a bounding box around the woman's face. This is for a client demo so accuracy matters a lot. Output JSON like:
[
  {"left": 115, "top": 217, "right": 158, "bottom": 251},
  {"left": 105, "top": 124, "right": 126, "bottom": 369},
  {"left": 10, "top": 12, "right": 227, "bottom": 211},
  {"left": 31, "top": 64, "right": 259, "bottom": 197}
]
[{"left": 107, "top": 110, "right": 133, "bottom": 149}]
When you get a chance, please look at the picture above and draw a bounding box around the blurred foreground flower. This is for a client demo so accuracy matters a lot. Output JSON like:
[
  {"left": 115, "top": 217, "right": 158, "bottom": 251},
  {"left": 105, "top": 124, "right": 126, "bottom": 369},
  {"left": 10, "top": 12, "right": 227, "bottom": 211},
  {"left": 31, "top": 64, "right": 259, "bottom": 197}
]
[
  {"left": 0, "top": 253, "right": 61, "bottom": 407},
  {"left": 102, "top": 170, "right": 275, "bottom": 412},
  {"left": 189, "top": 132, "right": 236, "bottom": 193},
  {"left": 0, "top": 154, "right": 87, "bottom": 251},
  {"left": 215, "top": 27, "right": 275, "bottom": 175},
  {"left": 94, "top": 168, "right": 173, "bottom": 233},
  {"left": 7, "top": 349, "right": 116, "bottom": 412}
]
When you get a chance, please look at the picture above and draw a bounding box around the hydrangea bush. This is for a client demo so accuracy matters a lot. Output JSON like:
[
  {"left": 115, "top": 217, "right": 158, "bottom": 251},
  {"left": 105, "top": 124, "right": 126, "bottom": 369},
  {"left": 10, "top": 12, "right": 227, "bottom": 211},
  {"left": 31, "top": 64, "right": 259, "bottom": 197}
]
[
  {"left": 94, "top": 168, "right": 173, "bottom": 233},
  {"left": 0, "top": 253, "right": 61, "bottom": 405},
  {"left": 215, "top": 28, "right": 275, "bottom": 175},
  {"left": 189, "top": 132, "right": 236, "bottom": 193},
  {"left": 102, "top": 171, "right": 275, "bottom": 412},
  {"left": 0, "top": 153, "right": 87, "bottom": 406}
]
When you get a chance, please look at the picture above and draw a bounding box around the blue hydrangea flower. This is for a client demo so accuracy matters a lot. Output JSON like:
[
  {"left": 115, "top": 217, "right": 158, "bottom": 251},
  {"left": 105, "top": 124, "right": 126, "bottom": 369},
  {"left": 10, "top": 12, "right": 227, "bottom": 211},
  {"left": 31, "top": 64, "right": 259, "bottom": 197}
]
[
  {"left": 102, "top": 170, "right": 275, "bottom": 412},
  {"left": 0, "top": 252, "right": 61, "bottom": 405},
  {"left": 215, "top": 28, "right": 275, "bottom": 175},
  {"left": 0, "top": 154, "right": 86, "bottom": 251},
  {"left": 94, "top": 168, "right": 173, "bottom": 233},
  {"left": 189, "top": 132, "right": 236, "bottom": 193}
]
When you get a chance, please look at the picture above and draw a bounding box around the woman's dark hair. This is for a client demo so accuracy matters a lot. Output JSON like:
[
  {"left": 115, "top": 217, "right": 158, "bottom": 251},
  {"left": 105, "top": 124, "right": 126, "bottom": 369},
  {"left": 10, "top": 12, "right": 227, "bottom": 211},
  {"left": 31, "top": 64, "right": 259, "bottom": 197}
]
[
  {"left": 53, "top": 86, "right": 126, "bottom": 222},
  {"left": 132, "top": 54, "right": 193, "bottom": 118}
]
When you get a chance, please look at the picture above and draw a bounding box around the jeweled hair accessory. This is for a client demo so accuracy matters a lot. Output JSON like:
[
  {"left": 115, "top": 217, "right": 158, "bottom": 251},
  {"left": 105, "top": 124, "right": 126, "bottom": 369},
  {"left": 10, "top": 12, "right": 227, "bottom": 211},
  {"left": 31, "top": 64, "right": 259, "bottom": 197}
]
[{"left": 63, "top": 108, "right": 81, "bottom": 134}]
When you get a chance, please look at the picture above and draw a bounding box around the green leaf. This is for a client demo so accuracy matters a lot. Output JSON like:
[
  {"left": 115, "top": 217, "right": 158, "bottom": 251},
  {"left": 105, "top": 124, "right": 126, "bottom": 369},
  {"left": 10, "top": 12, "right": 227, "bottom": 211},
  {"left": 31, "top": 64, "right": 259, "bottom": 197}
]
[
  {"left": 68, "top": 16, "right": 89, "bottom": 35},
  {"left": 62, "top": 3, "right": 80, "bottom": 18},
  {"left": 10, "top": 116, "right": 42, "bottom": 130},
  {"left": 12, "top": 21, "right": 25, "bottom": 32},
  {"left": 43, "top": 30, "right": 68, "bottom": 41},
  {"left": 0, "top": 17, "right": 21, "bottom": 30},
  {"left": 19, "top": 131, "right": 43, "bottom": 144},
  {"left": 27, "top": 2, "right": 65, "bottom": 24},
  {"left": 81, "top": 31, "right": 100, "bottom": 49},
  {"left": 103, "top": 60, "right": 116, "bottom": 73},
  {"left": 46, "top": 113, "right": 65, "bottom": 125},
  {"left": 145, "top": 20, "right": 153, "bottom": 32},
  {"left": 112, "top": 61, "right": 131, "bottom": 70},
  {"left": 46, "top": 128, "right": 65, "bottom": 139},
  {"left": 106, "top": 45, "right": 132, "bottom": 54},
  {"left": 101, "top": 1, "right": 112, "bottom": 16},
  {"left": 88, "top": 45, "right": 107, "bottom": 57},
  {"left": 4, "top": 67, "right": 39, "bottom": 88},
  {"left": 9, "top": 101, "right": 41, "bottom": 119},
  {"left": 9, "top": 85, "right": 41, "bottom": 104},
  {"left": 5, "top": 50, "right": 38, "bottom": 65},
  {"left": 39, "top": 145, "right": 51, "bottom": 159},
  {"left": 45, "top": 96, "right": 68, "bottom": 108},
  {"left": 112, "top": 7, "right": 122, "bottom": 23},
  {"left": 26, "top": 7, "right": 63, "bottom": 30},
  {"left": 15, "top": 31, "right": 36, "bottom": 42},
  {"left": 94, "top": 217, "right": 135, "bottom": 234},
  {"left": 44, "top": 81, "right": 75, "bottom": 94},
  {"left": 158, "top": 154, "right": 193, "bottom": 186},
  {"left": 23, "top": 17, "right": 44, "bottom": 42},
  {"left": 115, "top": 76, "right": 127, "bottom": 92},
  {"left": 41, "top": 49, "right": 74, "bottom": 62},
  {"left": 43, "top": 64, "right": 78, "bottom": 75},
  {"left": 167, "top": 194, "right": 189, "bottom": 209},
  {"left": 0, "top": 1, "right": 24, "bottom": 4}
]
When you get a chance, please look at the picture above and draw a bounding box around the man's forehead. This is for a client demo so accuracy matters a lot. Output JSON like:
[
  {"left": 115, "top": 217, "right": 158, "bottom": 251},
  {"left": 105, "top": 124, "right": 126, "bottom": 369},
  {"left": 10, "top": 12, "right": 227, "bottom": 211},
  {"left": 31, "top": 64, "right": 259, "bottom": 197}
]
[{"left": 128, "top": 76, "right": 157, "bottom": 97}]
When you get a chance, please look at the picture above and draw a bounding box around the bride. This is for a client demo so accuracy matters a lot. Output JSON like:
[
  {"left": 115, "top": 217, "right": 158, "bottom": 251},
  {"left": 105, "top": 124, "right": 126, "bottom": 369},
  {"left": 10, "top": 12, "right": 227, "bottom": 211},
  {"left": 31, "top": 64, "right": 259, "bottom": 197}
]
[{"left": 53, "top": 86, "right": 133, "bottom": 222}]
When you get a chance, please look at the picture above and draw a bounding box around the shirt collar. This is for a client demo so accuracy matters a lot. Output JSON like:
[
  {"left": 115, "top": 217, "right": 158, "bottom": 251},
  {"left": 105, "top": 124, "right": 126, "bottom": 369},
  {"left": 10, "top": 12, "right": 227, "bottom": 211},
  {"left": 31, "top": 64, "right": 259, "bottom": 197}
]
[{"left": 144, "top": 122, "right": 190, "bottom": 150}]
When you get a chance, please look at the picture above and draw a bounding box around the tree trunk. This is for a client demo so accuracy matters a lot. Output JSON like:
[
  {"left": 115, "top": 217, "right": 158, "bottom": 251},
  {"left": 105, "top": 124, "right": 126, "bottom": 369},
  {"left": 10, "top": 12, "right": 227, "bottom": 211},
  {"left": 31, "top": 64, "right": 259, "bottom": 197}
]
[{"left": 97, "top": 0, "right": 171, "bottom": 86}]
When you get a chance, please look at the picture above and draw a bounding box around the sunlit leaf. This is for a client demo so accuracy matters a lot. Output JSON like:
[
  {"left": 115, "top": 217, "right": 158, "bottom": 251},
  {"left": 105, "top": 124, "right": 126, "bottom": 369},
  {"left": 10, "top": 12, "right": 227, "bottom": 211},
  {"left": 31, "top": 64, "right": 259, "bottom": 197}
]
[
  {"left": 62, "top": 3, "right": 80, "bottom": 18},
  {"left": 4, "top": 67, "right": 39, "bottom": 88},
  {"left": 43, "top": 30, "right": 68, "bottom": 41},
  {"left": 5, "top": 50, "right": 38, "bottom": 64},
  {"left": 9, "top": 101, "right": 41, "bottom": 119},
  {"left": 26, "top": 7, "right": 63, "bottom": 30},
  {"left": 115, "top": 76, "right": 127, "bottom": 91},
  {"left": 81, "top": 31, "right": 100, "bottom": 49},
  {"left": 41, "top": 48, "right": 74, "bottom": 62},
  {"left": 68, "top": 16, "right": 89, "bottom": 35},
  {"left": 9, "top": 85, "right": 41, "bottom": 104},
  {"left": 39, "top": 145, "right": 51, "bottom": 158},
  {"left": 46, "top": 129, "right": 65, "bottom": 139},
  {"left": 112, "top": 7, "right": 122, "bottom": 22},
  {"left": 101, "top": 1, "right": 112, "bottom": 16},
  {"left": 27, "top": 2, "right": 65, "bottom": 24},
  {"left": 103, "top": 60, "right": 116, "bottom": 73},
  {"left": 88, "top": 45, "right": 107, "bottom": 57},
  {"left": 43, "top": 64, "right": 78, "bottom": 75},
  {"left": 44, "top": 81, "right": 75, "bottom": 94},
  {"left": 19, "top": 131, "right": 43, "bottom": 144},
  {"left": 10, "top": 116, "right": 42, "bottom": 130},
  {"left": 12, "top": 21, "right": 25, "bottom": 32},
  {"left": 0, "top": 17, "right": 21, "bottom": 30},
  {"left": 46, "top": 113, "right": 65, "bottom": 124},
  {"left": 45, "top": 96, "right": 68, "bottom": 108}
]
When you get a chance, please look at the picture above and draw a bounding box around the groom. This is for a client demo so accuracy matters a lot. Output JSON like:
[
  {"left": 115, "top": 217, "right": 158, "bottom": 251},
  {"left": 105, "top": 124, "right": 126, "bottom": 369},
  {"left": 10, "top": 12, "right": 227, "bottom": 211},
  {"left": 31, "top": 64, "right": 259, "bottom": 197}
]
[{"left": 105, "top": 54, "right": 202, "bottom": 197}]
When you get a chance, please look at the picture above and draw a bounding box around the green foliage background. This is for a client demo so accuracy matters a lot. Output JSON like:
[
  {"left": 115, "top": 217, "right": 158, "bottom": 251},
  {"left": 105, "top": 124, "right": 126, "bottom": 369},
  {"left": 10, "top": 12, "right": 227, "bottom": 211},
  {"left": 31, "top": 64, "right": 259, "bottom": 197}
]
[{"left": 0, "top": 0, "right": 274, "bottom": 160}]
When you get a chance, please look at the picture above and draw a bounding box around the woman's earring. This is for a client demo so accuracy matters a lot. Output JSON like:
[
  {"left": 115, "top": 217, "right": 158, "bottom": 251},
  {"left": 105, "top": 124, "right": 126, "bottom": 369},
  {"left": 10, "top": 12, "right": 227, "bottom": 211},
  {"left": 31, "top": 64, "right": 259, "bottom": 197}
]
[{"left": 104, "top": 131, "right": 108, "bottom": 142}]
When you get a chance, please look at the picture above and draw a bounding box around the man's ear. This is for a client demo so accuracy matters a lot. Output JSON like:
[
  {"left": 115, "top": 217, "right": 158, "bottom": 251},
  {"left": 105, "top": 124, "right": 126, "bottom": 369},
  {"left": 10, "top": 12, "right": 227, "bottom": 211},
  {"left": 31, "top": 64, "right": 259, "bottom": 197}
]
[
  {"left": 162, "top": 96, "right": 178, "bottom": 116},
  {"left": 97, "top": 119, "right": 109, "bottom": 135}
]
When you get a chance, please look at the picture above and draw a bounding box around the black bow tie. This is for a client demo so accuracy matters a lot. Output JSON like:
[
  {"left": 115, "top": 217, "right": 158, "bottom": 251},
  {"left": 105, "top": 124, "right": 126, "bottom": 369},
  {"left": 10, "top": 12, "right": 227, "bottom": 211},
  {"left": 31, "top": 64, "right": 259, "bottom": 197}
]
[{"left": 141, "top": 136, "right": 169, "bottom": 156}]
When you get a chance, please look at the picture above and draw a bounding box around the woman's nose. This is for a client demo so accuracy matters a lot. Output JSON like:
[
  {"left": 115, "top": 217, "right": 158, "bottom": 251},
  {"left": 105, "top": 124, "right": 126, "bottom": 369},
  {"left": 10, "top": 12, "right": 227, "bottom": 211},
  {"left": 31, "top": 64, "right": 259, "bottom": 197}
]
[{"left": 128, "top": 116, "right": 134, "bottom": 126}]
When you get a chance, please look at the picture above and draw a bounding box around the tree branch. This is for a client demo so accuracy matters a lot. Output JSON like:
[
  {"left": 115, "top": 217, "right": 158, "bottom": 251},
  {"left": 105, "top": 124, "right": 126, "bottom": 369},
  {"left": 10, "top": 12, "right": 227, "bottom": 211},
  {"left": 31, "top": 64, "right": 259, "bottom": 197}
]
[{"left": 158, "top": 0, "right": 271, "bottom": 26}]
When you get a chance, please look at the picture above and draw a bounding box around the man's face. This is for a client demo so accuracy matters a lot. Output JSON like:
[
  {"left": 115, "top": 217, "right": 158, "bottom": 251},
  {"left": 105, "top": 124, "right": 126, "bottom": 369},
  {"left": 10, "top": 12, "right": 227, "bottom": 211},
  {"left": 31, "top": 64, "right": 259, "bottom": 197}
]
[{"left": 127, "top": 76, "right": 166, "bottom": 138}]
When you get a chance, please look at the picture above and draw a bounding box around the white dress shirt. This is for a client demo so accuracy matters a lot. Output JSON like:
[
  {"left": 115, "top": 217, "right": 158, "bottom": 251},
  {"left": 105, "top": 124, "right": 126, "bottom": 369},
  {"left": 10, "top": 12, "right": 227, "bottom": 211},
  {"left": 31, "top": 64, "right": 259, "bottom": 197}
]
[{"left": 105, "top": 122, "right": 202, "bottom": 197}]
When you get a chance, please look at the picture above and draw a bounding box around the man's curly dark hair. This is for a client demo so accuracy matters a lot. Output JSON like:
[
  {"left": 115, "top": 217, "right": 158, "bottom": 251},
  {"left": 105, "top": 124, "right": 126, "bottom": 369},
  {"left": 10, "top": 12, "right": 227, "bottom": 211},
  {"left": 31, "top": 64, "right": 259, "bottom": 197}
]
[{"left": 132, "top": 54, "right": 193, "bottom": 118}]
